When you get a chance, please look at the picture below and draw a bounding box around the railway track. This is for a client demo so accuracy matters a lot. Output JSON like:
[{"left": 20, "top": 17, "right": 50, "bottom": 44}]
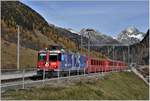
[{"left": 1, "top": 70, "right": 37, "bottom": 81}]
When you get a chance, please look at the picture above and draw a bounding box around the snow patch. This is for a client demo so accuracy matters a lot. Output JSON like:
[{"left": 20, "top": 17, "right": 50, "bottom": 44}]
[
  {"left": 67, "top": 28, "right": 79, "bottom": 34},
  {"left": 128, "top": 34, "right": 143, "bottom": 41}
]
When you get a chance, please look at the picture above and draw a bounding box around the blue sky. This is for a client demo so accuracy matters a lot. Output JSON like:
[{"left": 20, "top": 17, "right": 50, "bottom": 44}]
[{"left": 21, "top": 0, "right": 149, "bottom": 37}]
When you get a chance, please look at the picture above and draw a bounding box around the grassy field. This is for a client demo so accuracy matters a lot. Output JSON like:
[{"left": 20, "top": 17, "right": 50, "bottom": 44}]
[
  {"left": 1, "top": 39, "right": 37, "bottom": 69},
  {"left": 2, "top": 72, "right": 149, "bottom": 100}
]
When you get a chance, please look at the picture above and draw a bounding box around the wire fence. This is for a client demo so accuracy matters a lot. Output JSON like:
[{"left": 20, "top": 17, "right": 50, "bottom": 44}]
[{"left": 1, "top": 67, "right": 129, "bottom": 92}]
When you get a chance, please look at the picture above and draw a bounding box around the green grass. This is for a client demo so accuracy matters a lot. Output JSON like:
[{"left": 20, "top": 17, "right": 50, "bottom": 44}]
[{"left": 2, "top": 72, "right": 149, "bottom": 100}]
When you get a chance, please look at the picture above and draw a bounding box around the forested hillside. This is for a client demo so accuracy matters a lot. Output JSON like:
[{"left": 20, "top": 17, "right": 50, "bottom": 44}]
[{"left": 1, "top": 1, "right": 78, "bottom": 51}]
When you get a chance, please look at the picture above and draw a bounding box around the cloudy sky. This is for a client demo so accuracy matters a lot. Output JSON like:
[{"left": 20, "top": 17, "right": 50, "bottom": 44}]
[{"left": 21, "top": 0, "right": 149, "bottom": 37}]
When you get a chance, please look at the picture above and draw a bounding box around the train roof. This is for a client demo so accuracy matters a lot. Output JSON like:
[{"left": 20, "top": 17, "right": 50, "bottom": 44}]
[{"left": 38, "top": 50, "right": 47, "bottom": 53}]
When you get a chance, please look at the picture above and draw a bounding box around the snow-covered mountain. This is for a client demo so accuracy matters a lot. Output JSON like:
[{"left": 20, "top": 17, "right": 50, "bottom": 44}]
[{"left": 117, "top": 27, "right": 146, "bottom": 45}]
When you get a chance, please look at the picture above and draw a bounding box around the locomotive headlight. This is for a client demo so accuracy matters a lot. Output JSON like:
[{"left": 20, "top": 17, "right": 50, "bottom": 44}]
[
  {"left": 45, "top": 62, "right": 49, "bottom": 67},
  {"left": 54, "top": 65, "right": 57, "bottom": 68}
]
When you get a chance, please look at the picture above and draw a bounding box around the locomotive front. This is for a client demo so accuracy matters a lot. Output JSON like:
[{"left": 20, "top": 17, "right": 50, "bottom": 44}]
[{"left": 37, "top": 48, "right": 62, "bottom": 76}]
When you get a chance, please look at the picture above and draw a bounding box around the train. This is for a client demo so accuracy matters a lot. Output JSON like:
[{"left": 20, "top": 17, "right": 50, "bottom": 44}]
[{"left": 37, "top": 46, "right": 128, "bottom": 77}]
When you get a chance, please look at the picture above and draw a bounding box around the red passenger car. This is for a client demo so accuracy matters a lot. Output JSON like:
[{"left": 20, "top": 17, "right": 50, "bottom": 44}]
[{"left": 86, "top": 57, "right": 127, "bottom": 73}]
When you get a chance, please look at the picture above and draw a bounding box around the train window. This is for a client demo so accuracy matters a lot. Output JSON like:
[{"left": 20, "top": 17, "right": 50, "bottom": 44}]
[
  {"left": 94, "top": 60, "right": 96, "bottom": 65},
  {"left": 96, "top": 60, "right": 98, "bottom": 65},
  {"left": 93, "top": 60, "right": 94, "bottom": 65},
  {"left": 91, "top": 59, "right": 94, "bottom": 65},
  {"left": 49, "top": 54, "right": 58, "bottom": 61},
  {"left": 109, "top": 62, "right": 113, "bottom": 66},
  {"left": 38, "top": 53, "right": 46, "bottom": 61},
  {"left": 92, "top": 60, "right": 94, "bottom": 65}
]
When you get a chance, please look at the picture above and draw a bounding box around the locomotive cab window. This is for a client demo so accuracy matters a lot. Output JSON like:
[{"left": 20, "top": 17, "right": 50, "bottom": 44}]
[
  {"left": 38, "top": 53, "right": 46, "bottom": 61},
  {"left": 49, "top": 53, "right": 61, "bottom": 61},
  {"left": 49, "top": 54, "right": 58, "bottom": 61}
]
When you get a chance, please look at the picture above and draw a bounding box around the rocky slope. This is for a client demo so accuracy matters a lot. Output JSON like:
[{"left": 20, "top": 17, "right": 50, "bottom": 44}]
[{"left": 79, "top": 28, "right": 119, "bottom": 44}]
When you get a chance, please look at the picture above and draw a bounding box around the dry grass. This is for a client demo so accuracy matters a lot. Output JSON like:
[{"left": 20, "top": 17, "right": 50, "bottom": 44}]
[{"left": 1, "top": 39, "right": 37, "bottom": 69}]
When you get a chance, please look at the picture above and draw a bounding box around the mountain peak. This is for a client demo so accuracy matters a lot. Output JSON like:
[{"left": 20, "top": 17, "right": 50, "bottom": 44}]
[
  {"left": 117, "top": 26, "right": 146, "bottom": 45},
  {"left": 125, "top": 26, "right": 139, "bottom": 35}
]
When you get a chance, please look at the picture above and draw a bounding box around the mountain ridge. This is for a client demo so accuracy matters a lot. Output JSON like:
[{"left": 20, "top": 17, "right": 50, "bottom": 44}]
[{"left": 79, "top": 28, "right": 120, "bottom": 44}]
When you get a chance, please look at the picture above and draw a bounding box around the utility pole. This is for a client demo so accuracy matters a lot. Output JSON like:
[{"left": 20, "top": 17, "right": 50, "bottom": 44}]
[
  {"left": 86, "top": 29, "right": 92, "bottom": 73},
  {"left": 80, "top": 31, "right": 83, "bottom": 54},
  {"left": 17, "top": 25, "right": 20, "bottom": 70},
  {"left": 128, "top": 45, "right": 130, "bottom": 68},
  {"left": 53, "top": 25, "right": 55, "bottom": 34},
  {"left": 123, "top": 50, "right": 125, "bottom": 62},
  {"left": 88, "top": 32, "right": 90, "bottom": 67},
  {"left": 107, "top": 46, "right": 109, "bottom": 58},
  {"left": 113, "top": 45, "right": 114, "bottom": 71}
]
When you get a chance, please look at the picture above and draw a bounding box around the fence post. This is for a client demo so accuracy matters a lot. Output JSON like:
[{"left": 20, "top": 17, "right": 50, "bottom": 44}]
[
  {"left": 68, "top": 69, "right": 70, "bottom": 81},
  {"left": 84, "top": 68, "right": 85, "bottom": 77},
  {"left": 57, "top": 70, "right": 60, "bottom": 83},
  {"left": 99, "top": 67, "right": 101, "bottom": 78},
  {"left": 43, "top": 69, "right": 45, "bottom": 86},
  {"left": 22, "top": 69, "right": 25, "bottom": 89},
  {"left": 102, "top": 67, "right": 104, "bottom": 77}
]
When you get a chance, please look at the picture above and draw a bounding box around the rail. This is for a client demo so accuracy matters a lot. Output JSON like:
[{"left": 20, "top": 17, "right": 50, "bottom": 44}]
[{"left": 1, "top": 68, "right": 37, "bottom": 80}]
